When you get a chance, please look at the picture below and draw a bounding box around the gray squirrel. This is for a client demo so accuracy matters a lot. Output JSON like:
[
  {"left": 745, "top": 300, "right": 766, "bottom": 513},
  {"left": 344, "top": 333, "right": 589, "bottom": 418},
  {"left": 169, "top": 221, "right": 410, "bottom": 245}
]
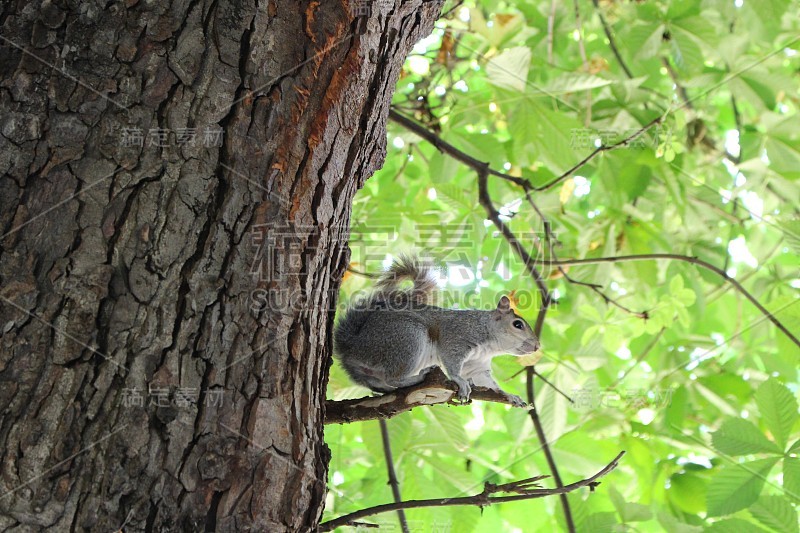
[{"left": 333, "top": 256, "right": 540, "bottom": 407}]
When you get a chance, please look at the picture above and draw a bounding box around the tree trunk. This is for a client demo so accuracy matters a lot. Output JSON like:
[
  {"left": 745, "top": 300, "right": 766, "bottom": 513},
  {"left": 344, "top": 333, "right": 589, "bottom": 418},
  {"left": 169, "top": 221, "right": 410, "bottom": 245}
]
[{"left": 0, "top": 1, "right": 442, "bottom": 530}]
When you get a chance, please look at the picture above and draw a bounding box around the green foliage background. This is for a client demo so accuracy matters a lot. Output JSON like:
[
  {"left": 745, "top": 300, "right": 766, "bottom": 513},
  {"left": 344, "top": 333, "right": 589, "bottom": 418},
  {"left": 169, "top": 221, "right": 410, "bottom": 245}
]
[{"left": 324, "top": 1, "right": 800, "bottom": 531}]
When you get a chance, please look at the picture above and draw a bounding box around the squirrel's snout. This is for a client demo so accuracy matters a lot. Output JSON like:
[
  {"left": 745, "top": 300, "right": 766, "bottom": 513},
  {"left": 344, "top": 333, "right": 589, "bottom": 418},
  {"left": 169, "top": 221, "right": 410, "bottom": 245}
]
[{"left": 520, "top": 340, "right": 540, "bottom": 353}]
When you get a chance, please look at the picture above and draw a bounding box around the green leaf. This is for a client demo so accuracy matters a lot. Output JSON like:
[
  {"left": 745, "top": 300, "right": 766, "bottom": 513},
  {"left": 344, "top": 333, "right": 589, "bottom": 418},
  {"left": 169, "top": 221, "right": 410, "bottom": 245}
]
[
  {"left": 789, "top": 439, "right": 800, "bottom": 454},
  {"left": 765, "top": 137, "right": 800, "bottom": 179},
  {"left": 749, "top": 495, "right": 798, "bottom": 533},
  {"left": 706, "top": 457, "right": 779, "bottom": 517},
  {"left": 669, "top": 27, "right": 704, "bottom": 73},
  {"left": 420, "top": 406, "right": 470, "bottom": 452},
  {"left": 658, "top": 511, "right": 702, "bottom": 533},
  {"left": 485, "top": 47, "right": 531, "bottom": 92},
  {"left": 429, "top": 150, "right": 462, "bottom": 183},
  {"left": 669, "top": 471, "right": 708, "bottom": 514},
  {"left": 630, "top": 24, "right": 665, "bottom": 60},
  {"left": 670, "top": 15, "right": 719, "bottom": 49},
  {"left": 785, "top": 457, "right": 800, "bottom": 503},
  {"left": 711, "top": 418, "right": 782, "bottom": 456},
  {"left": 778, "top": 220, "right": 800, "bottom": 254},
  {"left": 540, "top": 73, "right": 613, "bottom": 94},
  {"left": 509, "top": 98, "right": 580, "bottom": 174},
  {"left": 703, "top": 518, "right": 768, "bottom": 533},
  {"left": 755, "top": 378, "right": 798, "bottom": 451},
  {"left": 609, "top": 486, "right": 653, "bottom": 522},
  {"left": 582, "top": 512, "right": 618, "bottom": 532}
]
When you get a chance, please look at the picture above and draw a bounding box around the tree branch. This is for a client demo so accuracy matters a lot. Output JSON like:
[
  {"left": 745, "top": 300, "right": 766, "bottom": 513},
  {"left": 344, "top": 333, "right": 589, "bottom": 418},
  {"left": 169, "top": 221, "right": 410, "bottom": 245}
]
[
  {"left": 592, "top": 0, "right": 633, "bottom": 78},
  {"left": 661, "top": 56, "right": 741, "bottom": 163},
  {"left": 379, "top": 419, "right": 409, "bottom": 533},
  {"left": 526, "top": 367, "right": 575, "bottom": 532},
  {"left": 476, "top": 170, "right": 575, "bottom": 530},
  {"left": 388, "top": 108, "right": 664, "bottom": 192},
  {"left": 389, "top": 103, "right": 660, "bottom": 300},
  {"left": 388, "top": 108, "right": 527, "bottom": 187},
  {"left": 389, "top": 109, "right": 644, "bottom": 532},
  {"left": 325, "top": 367, "right": 527, "bottom": 425},
  {"left": 318, "top": 452, "right": 625, "bottom": 531},
  {"left": 532, "top": 115, "right": 663, "bottom": 191}
]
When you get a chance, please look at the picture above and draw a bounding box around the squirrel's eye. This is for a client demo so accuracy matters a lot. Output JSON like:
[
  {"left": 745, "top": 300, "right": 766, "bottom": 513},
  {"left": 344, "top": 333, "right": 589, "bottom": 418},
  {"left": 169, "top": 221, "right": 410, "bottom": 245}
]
[{"left": 512, "top": 320, "right": 524, "bottom": 329}]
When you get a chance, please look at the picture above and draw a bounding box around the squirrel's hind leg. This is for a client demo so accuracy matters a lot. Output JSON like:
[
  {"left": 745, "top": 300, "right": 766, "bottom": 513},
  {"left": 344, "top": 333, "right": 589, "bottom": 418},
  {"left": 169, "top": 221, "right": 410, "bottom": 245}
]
[
  {"left": 344, "top": 363, "right": 434, "bottom": 393},
  {"left": 341, "top": 362, "right": 396, "bottom": 393},
  {"left": 385, "top": 365, "right": 438, "bottom": 389}
]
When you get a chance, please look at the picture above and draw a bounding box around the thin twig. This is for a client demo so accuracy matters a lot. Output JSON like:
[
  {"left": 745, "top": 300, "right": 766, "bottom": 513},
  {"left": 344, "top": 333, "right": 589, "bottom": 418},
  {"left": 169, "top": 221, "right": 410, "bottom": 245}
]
[
  {"left": 661, "top": 57, "right": 692, "bottom": 108},
  {"left": 389, "top": 109, "right": 652, "bottom": 318},
  {"left": 531, "top": 115, "right": 663, "bottom": 191},
  {"left": 592, "top": 0, "right": 633, "bottom": 78},
  {"left": 540, "top": 254, "right": 800, "bottom": 348},
  {"left": 509, "top": 364, "right": 578, "bottom": 404},
  {"left": 527, "top": 207, "right": 648, "bottom": 318},
  {"left": 388, "top": 108, "right": 664, "bottom": 192},
  {"left": 440, "top": 0, "right": 464, "bottom": 19},
  {"left": 346, "top": 266, "right": 380, "bottom": 279},
  {"left": 477, "top": 169, "right": 575, "bottom": 531},
  {"left": 661, "top": 57, "right": 741, "bottom": 163},
  {"left": 527, "top": 369, "right": 576, "bottom": 532},
  {"left": 532, "top": 368, "right": 575, "bottom": 404},
  {"left": 318, "top": 452, "right": 625, "bottom": 531},
  {"left": 731, "top": 94, "right": 743, "bottom": 155},
  {"left": 379, "top": 419, "right": 409, "bottom": 533},
  {"left": 389, "top": 109, "right": 526, "bottom": 186}
]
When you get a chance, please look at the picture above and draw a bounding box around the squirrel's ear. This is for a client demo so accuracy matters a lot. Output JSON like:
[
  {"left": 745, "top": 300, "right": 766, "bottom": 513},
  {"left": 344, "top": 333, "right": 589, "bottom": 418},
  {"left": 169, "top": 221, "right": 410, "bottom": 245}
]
[{"left": 496, "top": 296, "right": 511, "bottom": 313}]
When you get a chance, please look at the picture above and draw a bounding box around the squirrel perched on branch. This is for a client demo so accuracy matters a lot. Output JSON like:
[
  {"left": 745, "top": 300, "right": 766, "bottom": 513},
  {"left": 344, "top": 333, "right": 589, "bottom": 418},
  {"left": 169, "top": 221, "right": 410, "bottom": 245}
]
[{"left": 334, "top": 255, "right": 540, "bottom": 407}]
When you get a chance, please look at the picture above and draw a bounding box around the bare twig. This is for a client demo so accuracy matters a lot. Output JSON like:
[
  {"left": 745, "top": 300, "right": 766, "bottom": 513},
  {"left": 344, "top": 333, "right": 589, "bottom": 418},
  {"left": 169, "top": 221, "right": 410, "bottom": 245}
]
[
  {"left": 389, "top": 109, "right": 527, "bottom": 186},
  {"left": 346, "top": 266, "right": 380, "bottom": 279},
  {"left": 532, "top": 368, "right": 575, "bottom": 405},
  {"left": 526, "top": 207, "right": 648, "bottom": 319},
  {"left": 476, "top": 170, "right": 575, "bottom": 531},
  {"left": 592, "top": 0, "right": 633, "bottom": 78},
  {"left": 532, "top": 115, "right": 663, "bottom": 191},
  {"left": 379, "top": 419, "right": 409, "bottom": 533},
  {"left": 440, "top": 0, "right": 464, "bottom": 19},
  {"left": 540, "top": 254, "right": 800, "bottom": 348},
  {"left": 389, "top": 109, "right": 651, "bottom": 318},
  {"left": 662, "top": 57, "right": 692, "bottom": 108},
  {"left": 661, "top": 57, "right": 741, "bottom": 163},
  {"left": 388, "top": 108, "right": 664, "bottom": 192},
  {"left": 318, "top": 452, "right": 625, "bottom": 531},
  {"left": 527, "top": 369, "right": 576, "bottom": 532}
]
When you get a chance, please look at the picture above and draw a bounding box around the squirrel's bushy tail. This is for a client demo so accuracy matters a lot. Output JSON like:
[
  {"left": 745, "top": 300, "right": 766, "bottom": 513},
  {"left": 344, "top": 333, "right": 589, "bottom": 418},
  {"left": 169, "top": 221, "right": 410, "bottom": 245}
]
[
  {"left": 374, "top": 254, "right": 438, "bottom": 305},
  {"left": 334, "top": 255, "right": 437, "bottom": 361}
]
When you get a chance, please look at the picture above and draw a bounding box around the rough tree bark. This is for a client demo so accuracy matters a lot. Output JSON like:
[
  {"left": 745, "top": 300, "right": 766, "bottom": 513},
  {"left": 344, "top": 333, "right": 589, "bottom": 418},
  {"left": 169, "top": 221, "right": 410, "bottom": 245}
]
[{"left": 0, "top": 1, "right": 442, "bottom": 530}]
